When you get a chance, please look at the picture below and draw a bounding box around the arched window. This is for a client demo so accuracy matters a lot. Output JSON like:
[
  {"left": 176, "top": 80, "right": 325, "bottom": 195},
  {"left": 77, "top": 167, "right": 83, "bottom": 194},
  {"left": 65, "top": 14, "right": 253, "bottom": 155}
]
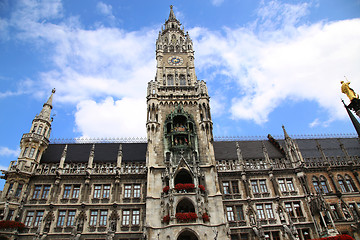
[
  {"left": 37, "top": 125, "right": 43, "bottom": 134},
  {"left": 177, "top": 230, "right": 198, "bottom": 240},
  {"left": 176, "top": 198, "right": 195, "bottom": 213},
  {"left": 175, "top": 169, "right": 193, "bottom": 185},
  {"left": 338, "top": 175, "right": 348, "bottom": 192},
  {"left": 167, "top": 75, "right": 174, "bottom": 86},
  {"left": 319, "top": 176, "right": 329, "bottom": 194},
  {"left": 312, "top": 176, "right": 320, "bottom": 193},
  {"left": 345, "top": 175, "right": 357, "bottom": 192},
  {"left": 179, "top": 75, "right": 186, "bottom": 86}
]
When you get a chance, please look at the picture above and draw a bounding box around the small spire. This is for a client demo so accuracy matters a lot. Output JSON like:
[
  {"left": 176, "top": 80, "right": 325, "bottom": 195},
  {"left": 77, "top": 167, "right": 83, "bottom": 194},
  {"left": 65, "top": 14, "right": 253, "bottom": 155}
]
[
  {"left": 282, "top": 125, "right": 290, "bottom": 139},
  {"left": 37, "top": 88, "right": 56, "bottom": 121},
  {"left": 44, "top": 88, "right": 56, "bottom": 109},
  {"left": 168, "top": 5, "right": 176, "bottom": 20}
]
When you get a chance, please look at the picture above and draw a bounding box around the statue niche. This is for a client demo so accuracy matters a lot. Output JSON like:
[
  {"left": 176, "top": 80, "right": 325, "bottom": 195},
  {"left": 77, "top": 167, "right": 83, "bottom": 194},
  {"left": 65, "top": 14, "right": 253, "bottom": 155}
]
[{"left": 164, "top": 106, "right": 197, "bottom": 165}]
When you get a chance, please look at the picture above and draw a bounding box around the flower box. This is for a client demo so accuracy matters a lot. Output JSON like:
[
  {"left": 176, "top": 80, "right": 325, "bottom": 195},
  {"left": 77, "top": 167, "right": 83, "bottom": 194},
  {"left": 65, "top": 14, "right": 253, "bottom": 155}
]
[
  {"left": 175, "top": 212, "right": 197, "bottom": 222},
  {"left": 310, "top": 235, "right": 354, "bottom": 240},
  {"left": 0, "top": 220, "right": 25, "bottom": 230},
  {"left": 175, "top": 183, "right": 195, "bottom": 192}
]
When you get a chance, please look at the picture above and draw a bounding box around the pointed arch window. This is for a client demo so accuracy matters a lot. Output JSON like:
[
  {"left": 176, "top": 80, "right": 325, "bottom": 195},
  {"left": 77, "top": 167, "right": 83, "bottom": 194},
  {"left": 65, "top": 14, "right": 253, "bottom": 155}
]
[
  {"left": 179, "top": 75, "right": 186, "bottom": 86},
  {"left": 319, "top": 176, "right": 329, "bottom": 194},
  {"left": 37, "top": 125, "right": 43, "bottom": 134},
  {"left": 338, "top": 175, "right": 348, "bottom": 192},
  {"left": 167, "top": 75, "right": 174, "bottom": 86},
  {"left": 345, "top": 174, "right": 357, "bottom": 192},
  {"left": 312, "top": 176, "right": 321, "bottom": 193}
]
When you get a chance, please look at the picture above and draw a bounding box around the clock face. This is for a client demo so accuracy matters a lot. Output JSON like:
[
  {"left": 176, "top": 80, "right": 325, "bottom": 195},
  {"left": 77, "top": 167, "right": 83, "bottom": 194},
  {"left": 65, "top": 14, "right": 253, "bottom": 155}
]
[{"left": 168, "top": 56, "right": 183, "bottom": 66}]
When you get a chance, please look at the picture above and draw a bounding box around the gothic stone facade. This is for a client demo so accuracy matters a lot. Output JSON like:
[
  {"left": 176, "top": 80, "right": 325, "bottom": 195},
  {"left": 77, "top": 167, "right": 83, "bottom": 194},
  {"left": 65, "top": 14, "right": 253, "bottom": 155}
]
[{"left": 1, "top": 6, "right": 360, "bottom": 240}]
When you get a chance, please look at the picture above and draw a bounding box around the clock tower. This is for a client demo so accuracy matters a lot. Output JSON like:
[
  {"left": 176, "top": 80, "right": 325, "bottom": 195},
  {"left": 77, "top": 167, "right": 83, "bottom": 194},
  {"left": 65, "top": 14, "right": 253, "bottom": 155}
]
[{"left": 145, "top": 6, "right": 229, "bottom": 240}]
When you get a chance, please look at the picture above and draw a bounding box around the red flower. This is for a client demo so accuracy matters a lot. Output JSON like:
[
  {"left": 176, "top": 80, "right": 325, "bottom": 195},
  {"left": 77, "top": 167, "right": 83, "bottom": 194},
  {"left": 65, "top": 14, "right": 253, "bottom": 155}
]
[
  {"left": 202, "top": 212, "right": 210, "bottom": 222},
  {"left": 175, "top": 183, "right": 195, "bottom": 192},
  {"left": 199, "top": 185, "right": 205, "bottom": 192},
  {"left": 163, "top": 186, "right": 170, "bottom": 193},
  {"left": 0, "top": 220, "right": 25, "bottom": 230},
  {"left": 310, "top": 235, "right": 354, "bottom": 240},
  {"left": 163, "top": 215, "right": 170, "bottom": 223},
  {"left": 175, "top": 212, "right": 198, "bottom": 222}
]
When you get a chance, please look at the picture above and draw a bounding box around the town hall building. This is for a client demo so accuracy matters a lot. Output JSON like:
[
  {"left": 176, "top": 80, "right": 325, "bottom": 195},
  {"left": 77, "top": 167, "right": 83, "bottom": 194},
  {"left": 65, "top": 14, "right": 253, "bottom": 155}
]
[{"left": 0, "top": 6, "right": 359, "bottom": 240}]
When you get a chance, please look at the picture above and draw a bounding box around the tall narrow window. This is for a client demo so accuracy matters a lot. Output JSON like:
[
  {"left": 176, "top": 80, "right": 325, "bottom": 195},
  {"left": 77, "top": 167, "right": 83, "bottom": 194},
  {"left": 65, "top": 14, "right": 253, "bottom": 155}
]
[
  {"left": 34, "top": 211, "right": 44, "bottom": 227},
  {"left": 57, "top": 211, "right": 66, "bottom": 227},
  {"left": 226, "top": 206, "right": 235, "bottom": 221},
  {"left": 103, "top": 185, "right": 110, "bottom": 198},
  {"left": 236, "top": 205, "right": 245, "bottom": 221},
  {"left": 223, "top": 182, "right": 230, "bottom": 194},
  {"left": 294, "top": 202, "right": 303, "bottom": 217},
  {"left": 42, "top": 185, "right": 50, "bottom": 199},
  {"left": 345, "top": 175, "right": 356, "bottom": 192},
  {"left": 37, "top": 126, "right": 43, "bottom": 134},
  {"left": 99, "top": 210, "right": 108, "bottom": 226},
  {"left": 67, "top": 211, "right": 76, "bottom": 226},
  {"left": 265, "top": 204, "right": 274, "bottom": 219},
  {"left": 133, "top": 184, "right": 141, "bottom": 198},
  {"left": 320, "top": 176, "right": 329, "bottom": 193},
  {"left": 259, "top": 180, "right": 268, "bottom": 192},
  {"left": 132, "top": 210, "right": 140, "bottom": 225},
  {"left": 256, "top": 205, "right": 265, "bottom": 219},
  {"left": 15, "top": 184, "right": 23, "bottom": 197},
  {"left": 179, "top": 75, "right": 186, "bottom": 86},
  {"left": 338, "top": 175, "right": 347, "bottom": 192},
  {"left": 167, "top": 75, "right": 174, "bottom": 86},
  {"left": 29, "top": 148, "right": 36, "bottom": 158},
  {"left": 278, "top": 179, "right": 287, "bottom": 192},
  {"left": 23, "top": 147, "right": 29, "bottom": 157},
  {"left": 94, "top": 185, "right": 101, "bottom": 198},
  {"left": 33, "top": 185, "right": 42, "bottom": 199},
  {"left": 232, "top": 181, "right": 239, "bottom": 194},
  {"left": 286, "top": 179, "right": 295, "bottom": 191},
  {"left": 63, "top": 185, "right": 71, "bottom": 198},
  {"left": 122, "top": 210, "right": 130, "bottom": 225},
  {"left": 285, "top": 203, "right": 295, "bottom": 217},
  {"left": 312, "top": 177, "right": 321, "bottom": 193},
  {"left": 90, "top": 210, "right": 98, "bottom": 226},
  {"left": 25, "top": 211, "right": 34, "bottom": 227},
  {"left": 72, "top": 185, "right": 80, "bottom": 199},
  {"left": 124, "top": 185, "right": 132, "bottom": 198},
  {"left": 251, "top": 180, "right": 259, "bottom": 193}
]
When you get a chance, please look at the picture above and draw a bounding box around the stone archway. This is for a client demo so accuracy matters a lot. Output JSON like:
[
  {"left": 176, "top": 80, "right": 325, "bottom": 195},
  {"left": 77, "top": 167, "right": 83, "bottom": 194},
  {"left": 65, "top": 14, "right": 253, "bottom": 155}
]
[{"left": 177, "top": 230, "right": 199, "bottom": 240}]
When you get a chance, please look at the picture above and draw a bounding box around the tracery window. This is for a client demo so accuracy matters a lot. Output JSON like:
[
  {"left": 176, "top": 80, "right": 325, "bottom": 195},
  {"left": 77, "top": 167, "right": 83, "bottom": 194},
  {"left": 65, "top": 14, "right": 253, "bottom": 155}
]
[
  {"left": 251, "top": 179, "right": 268, "bottom": 194},
  {"left": 167, "top": 75, "right": 174, "bottom": 86},
  {"left": 123, "top": 184, "right": 141, "bottom": 199}
]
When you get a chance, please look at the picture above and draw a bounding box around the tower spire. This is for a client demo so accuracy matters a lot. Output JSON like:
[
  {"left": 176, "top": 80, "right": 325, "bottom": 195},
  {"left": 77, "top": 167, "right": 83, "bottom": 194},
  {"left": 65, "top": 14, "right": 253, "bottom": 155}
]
[
  {"left": 168, "top": 5, "right": 176, "bottom": 20},
  {"left": 37, "top": 88, "right": 56, "bottom": 121}
]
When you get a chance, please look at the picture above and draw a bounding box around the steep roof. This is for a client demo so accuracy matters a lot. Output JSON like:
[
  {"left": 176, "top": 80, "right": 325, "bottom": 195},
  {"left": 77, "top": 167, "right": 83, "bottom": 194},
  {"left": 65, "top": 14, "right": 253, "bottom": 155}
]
[
  {"left": 40, "top": 138, "right": 360, "bottom": 164},
  {"left": 40, "top": 143, "right": 147, "bottom": 164}
]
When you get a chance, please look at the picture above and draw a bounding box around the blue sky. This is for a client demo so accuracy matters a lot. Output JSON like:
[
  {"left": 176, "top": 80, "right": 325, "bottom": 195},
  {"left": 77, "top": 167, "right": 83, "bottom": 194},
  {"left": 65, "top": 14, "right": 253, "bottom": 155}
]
[{"left": 0, "top": 0, "right": 360, "bottom": 176}]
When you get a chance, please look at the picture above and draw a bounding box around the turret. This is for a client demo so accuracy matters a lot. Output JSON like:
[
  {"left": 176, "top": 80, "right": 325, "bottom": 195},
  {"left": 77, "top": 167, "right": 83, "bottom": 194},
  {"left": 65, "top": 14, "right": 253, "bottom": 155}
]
[{"left": 18, "top": 89, "right": 55, "bottom": 165}]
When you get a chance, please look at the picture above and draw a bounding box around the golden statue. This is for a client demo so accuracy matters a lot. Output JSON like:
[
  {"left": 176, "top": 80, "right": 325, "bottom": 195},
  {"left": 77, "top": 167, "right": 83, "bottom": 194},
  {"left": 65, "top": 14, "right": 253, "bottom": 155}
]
[{"left": 341, "top": 78, "right": 358, "bottom": 101}]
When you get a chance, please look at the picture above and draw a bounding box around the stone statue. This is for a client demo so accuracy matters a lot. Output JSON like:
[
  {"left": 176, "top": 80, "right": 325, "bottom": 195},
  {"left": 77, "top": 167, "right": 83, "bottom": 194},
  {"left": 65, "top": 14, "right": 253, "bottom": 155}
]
[{"left": 341, "top": 80, "right": 358, "bottom": 101}]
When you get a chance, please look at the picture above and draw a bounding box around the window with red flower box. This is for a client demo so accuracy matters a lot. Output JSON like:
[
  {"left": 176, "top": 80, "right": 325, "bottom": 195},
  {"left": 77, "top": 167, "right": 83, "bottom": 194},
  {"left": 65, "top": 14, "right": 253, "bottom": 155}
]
[{"left": 175, "top": 212, "right": 197, "bottom": 222}]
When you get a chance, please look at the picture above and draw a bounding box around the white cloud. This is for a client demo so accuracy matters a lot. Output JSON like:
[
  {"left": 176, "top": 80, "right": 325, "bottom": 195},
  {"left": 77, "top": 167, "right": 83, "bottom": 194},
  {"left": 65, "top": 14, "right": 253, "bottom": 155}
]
[
  {"left": 309, "top": 118, "right": 320, "bottom": 128},
  {"left": 74, "top": 97, "right": 146, "bottom": 138},
  {"left": 3, "top": 0, "right": 360, "bottom": 138},
  {"left": 211, "top": 0, "right": 224, "bottom": 6},
  {"left": 97, "top": 2, "right": 113, "bottom": 16},
  {"left": 0, "top": 147, "right": 19, "bottom": 157},
  {"left": 191, "top": 1, "right": 360, "bottom": 125}
]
